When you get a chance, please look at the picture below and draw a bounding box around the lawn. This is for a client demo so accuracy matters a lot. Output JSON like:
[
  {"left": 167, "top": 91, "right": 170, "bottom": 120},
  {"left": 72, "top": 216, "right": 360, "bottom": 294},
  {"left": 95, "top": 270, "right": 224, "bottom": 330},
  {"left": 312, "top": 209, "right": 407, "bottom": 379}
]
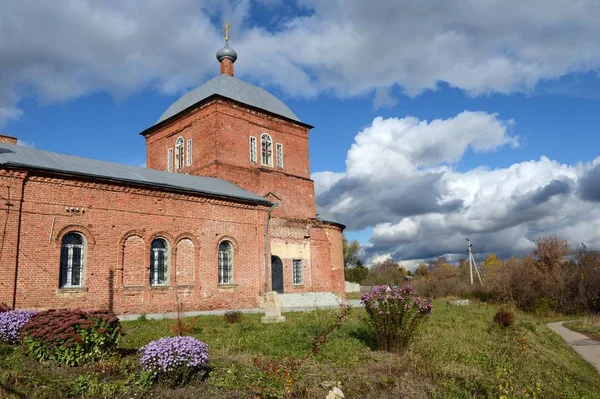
[
  {"left": 564, "top": 315, "right": 600, "bottom": 341},
  {"left": 1, "top": 301, "right": 599, "bottom": 398}
]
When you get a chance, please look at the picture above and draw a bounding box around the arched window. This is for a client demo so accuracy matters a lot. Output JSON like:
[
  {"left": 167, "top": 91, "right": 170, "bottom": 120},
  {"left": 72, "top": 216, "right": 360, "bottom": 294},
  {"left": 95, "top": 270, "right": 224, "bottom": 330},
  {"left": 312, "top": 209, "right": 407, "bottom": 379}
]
[
  {"left": 60, "top": 232, "right": 85, "bottom": 288},
  {"left": 150, "top": 238, "right": 169, "bottom": 286},
  {"left": 218, "top": 241, "right": 233, "bottom": 285},
  {"left": 175, "top": 137, "right": 184, "bottom": 170},
  {"left": 261, "top": 134, "right": 272, "bottom": 166}
]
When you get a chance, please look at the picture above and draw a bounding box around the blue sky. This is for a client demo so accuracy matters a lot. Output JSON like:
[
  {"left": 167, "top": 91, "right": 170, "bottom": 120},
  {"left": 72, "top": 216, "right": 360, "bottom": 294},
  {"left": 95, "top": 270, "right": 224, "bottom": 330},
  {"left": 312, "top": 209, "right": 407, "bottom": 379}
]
[{"left": 2, "top": 0, "right": 600, "bottom": 264}]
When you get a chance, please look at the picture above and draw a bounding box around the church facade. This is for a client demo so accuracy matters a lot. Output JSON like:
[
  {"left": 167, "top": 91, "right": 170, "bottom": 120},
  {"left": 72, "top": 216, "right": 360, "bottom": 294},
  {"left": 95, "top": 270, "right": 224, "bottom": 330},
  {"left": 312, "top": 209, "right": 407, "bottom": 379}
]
[{"left": 0, "top": 42, "right": 345, "bottom": 315}]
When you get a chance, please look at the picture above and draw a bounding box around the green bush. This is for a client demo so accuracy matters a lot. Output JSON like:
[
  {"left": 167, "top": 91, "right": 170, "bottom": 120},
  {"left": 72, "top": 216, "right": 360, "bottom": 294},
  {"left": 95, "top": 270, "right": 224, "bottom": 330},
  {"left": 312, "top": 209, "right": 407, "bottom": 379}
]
[{"left": 21, "top": 309, "right": 122, "bottom": 366}]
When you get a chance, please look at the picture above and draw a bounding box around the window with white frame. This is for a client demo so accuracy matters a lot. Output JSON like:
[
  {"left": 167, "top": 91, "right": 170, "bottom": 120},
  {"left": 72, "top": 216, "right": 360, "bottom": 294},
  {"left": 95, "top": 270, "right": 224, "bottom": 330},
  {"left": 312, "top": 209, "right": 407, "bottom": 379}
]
[
  {"left": 175, "top": 137, "right": 184, "bottom": 170},
  {"left": 249, "top": 136, "right": 257, "bottom": 163},
  {"left": 292, "top": 259, "right": 303, "bottom": 285},
  {"left": 186, "top": 139, "right": 192, "bottom": 166},
  {"left": 276, "top": 143, "right": 283, "bottom": 169},
  {"left": 150, "top": 238, "right": 169, "bottom": 286},
  {"left": 261, "top": 133, "right": 273, "bottom": 166},
  {"left": 218, "top": 240, "right": 233, "bottom": 285},
  {"left": 167, "top": 148, "right": 173, "bottom": 172},
  {"left": 60, "top": 232, "right": 85, "bottom": 288}
]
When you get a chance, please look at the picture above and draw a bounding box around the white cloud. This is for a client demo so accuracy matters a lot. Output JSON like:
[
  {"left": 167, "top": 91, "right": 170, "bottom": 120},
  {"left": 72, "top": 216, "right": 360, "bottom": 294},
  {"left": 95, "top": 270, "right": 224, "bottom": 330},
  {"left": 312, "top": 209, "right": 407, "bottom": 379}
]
[
  {"left": 373, "top": 87, "right": 399, "bottom": 110},
  {"left": 2, "top": 1, "right": 600, "bottom": 126},
  {"left": 315, "top": 111, "right": 600, "bottom": 262}
]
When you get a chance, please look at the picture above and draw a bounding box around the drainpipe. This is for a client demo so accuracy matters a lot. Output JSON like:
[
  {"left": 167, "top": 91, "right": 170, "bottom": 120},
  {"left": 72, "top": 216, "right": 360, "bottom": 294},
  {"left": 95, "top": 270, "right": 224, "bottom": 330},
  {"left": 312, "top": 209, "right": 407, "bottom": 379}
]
[
  {"left": 12, "top": 174, "right": 27, "bottom": 309},
  {"left": 264, "top": 202, "right": 279, "bottom": 293}
]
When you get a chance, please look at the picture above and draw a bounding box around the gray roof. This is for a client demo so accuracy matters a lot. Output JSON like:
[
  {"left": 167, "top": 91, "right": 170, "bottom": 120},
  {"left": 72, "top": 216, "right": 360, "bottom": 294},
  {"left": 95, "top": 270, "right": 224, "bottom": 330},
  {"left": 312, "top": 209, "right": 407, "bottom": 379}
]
[
  {"left": 156, "top": 74, "right": 302, "bottom": 125},
  {"left": 0, "top": 143, "right": 270, "bottom": 205},
  {"left": 316, "top": 205, "right": 343, "bottom": 226}
]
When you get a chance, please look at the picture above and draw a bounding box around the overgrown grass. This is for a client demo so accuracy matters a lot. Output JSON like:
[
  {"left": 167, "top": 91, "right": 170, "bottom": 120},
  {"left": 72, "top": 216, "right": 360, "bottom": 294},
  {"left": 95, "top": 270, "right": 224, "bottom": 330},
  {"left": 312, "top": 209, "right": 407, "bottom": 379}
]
[
  {"left": 2, "top": 302, "right": 599, "bottom": 398},
  {"left": 565, "top": 314, "right": 600, "bottom": 341}
]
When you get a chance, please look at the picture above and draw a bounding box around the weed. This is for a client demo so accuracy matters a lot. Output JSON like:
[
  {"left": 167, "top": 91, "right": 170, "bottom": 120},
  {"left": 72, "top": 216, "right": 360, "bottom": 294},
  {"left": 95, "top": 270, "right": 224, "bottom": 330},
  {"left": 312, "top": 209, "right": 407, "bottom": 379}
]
[
  {"left": 224, "top": 310, "right": 242, "bottom": 324},
  {"left": 494, "top": 310, "right": 515, "bottom": 327}
]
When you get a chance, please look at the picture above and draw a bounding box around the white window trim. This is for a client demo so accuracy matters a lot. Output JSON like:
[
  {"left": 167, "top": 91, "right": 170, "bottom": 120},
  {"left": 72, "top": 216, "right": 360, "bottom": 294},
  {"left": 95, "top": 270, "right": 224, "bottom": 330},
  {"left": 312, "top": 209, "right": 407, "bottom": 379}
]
[
  {"left": 186, "top": 139, "right": 192, "bottom": 166},
  {"left": 175, "top": 137, "right": 184, "bottom": 170},
  {"left": 218, "top": 240, "right": 234, "bottom": 285},
  {"left": 249, "top": 136, "right": 257, "bottom": 163},
  {"left": 60, "top": 233, "right": 86, "bottom": 288},
  {"left": 150, "top": 238, "right": 170, "bottom": 286},
  {"left": 261, "top": 133, "right": 273, "bottom": 167},
  {"left": 276, "top": 143, "right": 283, "bottom": 169},
  {"left": 292, "top": 259, "right": 303, "bottom": 285},
  {"left": 167, "top": 148, "right": 173, "bottom": 172}
]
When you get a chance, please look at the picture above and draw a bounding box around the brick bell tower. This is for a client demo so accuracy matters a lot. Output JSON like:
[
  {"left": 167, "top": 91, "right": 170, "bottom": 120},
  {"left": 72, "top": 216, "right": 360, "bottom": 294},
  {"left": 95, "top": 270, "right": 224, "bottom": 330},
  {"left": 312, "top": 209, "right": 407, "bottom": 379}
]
[
  {"left": 140, "top": 29, "right": 345, "bottom": 296},
  {"left": 141, "top": 33, "right": 316, "bottom": 221}
]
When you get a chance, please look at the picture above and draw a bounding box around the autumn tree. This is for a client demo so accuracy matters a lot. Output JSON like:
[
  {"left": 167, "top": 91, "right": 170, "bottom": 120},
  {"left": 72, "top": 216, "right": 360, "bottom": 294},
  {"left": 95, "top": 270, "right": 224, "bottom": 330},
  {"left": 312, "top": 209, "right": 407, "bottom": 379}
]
[
  {"left": 363, "top": 258, "right": 406, "bottom": 286},
  {"left": 483, "top": 254, "right": 502, "bottom": 269},
  {"left": 415, "top": 263, "right": 429, "bottom": 278},
  {"left": 342, "top": 235, "right": 361, "bottom": 267}
]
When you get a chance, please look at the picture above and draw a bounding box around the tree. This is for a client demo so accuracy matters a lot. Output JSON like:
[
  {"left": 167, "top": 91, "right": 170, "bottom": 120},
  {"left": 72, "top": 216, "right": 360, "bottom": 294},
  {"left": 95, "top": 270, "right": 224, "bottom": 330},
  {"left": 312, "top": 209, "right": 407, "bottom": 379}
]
[
  {"left": 345, "top": 264, "right": 369, "bottom": 283},
  {"left": 415, "top": 263, "right": 429, "bottom": 278},
  {"left": 533, "top": 236, "right": 570, "bottom": 271},
  {"left": 342, "top": 235, "right": 361, "bottom": 267},
  {"left": 364, "top": 258, "right": 406, "bottom": 286},
  {"left": 483, "top": 253, "right": 502, "bottom": 269}
]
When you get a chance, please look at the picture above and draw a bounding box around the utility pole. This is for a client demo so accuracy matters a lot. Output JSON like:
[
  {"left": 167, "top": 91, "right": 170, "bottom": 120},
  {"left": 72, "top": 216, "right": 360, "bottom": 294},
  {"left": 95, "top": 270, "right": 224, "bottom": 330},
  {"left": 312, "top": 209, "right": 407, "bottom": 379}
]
[{"left": 466, "top": 238, "right": 483, "bottom": 286}]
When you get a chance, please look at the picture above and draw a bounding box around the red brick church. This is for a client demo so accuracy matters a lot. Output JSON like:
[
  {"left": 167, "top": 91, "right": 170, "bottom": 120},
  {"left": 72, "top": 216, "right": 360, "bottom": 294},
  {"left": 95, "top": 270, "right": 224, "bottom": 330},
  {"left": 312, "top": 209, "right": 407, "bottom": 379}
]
[{"left": 0, "top": 39, "right": 345, "bottom": 315}]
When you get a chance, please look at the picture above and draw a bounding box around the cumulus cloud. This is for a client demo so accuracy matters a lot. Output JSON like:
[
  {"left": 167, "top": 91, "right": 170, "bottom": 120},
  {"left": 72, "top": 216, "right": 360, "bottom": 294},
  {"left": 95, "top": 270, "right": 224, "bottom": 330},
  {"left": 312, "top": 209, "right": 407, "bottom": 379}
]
[
  {"left": 314, "top": 111, "right": 600, "bottom": 263},
  {"left": 2, "top": 0, "right": 600, "bottom": 126}
]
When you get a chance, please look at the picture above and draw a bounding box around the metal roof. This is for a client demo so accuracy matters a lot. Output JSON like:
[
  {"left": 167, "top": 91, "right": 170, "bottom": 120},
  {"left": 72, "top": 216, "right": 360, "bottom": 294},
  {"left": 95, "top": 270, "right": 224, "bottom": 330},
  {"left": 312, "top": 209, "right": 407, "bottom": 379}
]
[
  {"left": 316, "top": 205, "right": 344, "bottom": 226},
  {"left": 0, "top": 143, "right": 270, "bottom": 205},
  {"left": 156, "top": 74, "right": 302, "bottom": 125}
]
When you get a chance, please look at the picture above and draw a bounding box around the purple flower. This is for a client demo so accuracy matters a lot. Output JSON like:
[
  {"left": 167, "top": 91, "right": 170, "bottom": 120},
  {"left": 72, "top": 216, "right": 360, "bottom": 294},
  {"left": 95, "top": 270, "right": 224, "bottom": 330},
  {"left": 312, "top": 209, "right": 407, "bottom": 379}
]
[
  {"left": 0, "top": 310, "right": 36, "bottom": 343},
  {"left": 139, "top": 336, "right": 209, "bottom": 375}
]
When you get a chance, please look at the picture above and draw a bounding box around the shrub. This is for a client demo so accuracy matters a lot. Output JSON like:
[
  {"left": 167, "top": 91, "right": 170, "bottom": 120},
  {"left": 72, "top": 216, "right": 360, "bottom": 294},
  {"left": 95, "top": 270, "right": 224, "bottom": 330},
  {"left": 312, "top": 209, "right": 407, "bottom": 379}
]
[
  {"left": 361, "top": 285, "right": 433, "bottom": 352},
  {"left": 139, "top": 336, "right": 209, "bottom": 386},
  {"left": 21, "top": 309, "right": 122, "bottom": 366},
  {"left": 224, "top": 310, "right": 242, "bottom": 324},
  {"left": 0, "top": 303, "right": 11, "bottom": 313},
  {"left": 0, "top": 310, "right": 35, "bottom": 343},
  {"left": 494, "top": 310, "right": 515, "bottom": 327}
]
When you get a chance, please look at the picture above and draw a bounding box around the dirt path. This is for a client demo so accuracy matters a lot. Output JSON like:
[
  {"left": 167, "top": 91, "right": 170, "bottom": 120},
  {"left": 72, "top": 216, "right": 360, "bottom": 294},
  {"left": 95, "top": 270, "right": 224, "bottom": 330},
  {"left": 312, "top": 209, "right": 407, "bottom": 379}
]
[{"left": 547, "top": 321, "right": 600, "bottom": 374}]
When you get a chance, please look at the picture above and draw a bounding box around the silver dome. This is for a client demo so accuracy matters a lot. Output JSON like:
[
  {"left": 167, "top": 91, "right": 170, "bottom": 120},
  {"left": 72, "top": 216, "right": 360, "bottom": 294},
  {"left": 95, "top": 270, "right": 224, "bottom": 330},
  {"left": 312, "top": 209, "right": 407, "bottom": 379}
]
[
  {"left": 156, "top": 74, "right": 302, "bottom": 125},
  {"left": 216, "top": 45, "right": 238, "bottom": 62}
]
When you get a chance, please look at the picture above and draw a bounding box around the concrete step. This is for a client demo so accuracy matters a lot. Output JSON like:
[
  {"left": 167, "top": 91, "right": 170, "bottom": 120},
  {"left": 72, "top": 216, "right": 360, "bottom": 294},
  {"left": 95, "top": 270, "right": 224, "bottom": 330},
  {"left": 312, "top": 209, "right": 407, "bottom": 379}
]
[{"left": 277, "top": 292, "right": 343, "bottom": 310}]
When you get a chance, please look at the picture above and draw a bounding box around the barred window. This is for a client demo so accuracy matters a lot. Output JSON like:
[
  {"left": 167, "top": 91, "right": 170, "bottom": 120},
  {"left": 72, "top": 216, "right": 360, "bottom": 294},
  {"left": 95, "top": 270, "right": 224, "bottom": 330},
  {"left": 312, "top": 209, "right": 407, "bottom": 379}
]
[
  {"left": 150, "top": 238, "right": 169, "bottom": 286},
  {"left": 60, "top": 232, "right": 85, "bottom": 288},
  {"left": 167, "top": 148, "right": 173, "bottom": 172},
  {"left": 218, "top": 241, "right": 233, "bottom": 285},
  {"left": 292, "top": 259, "right": 303, "bottom": 285},
  {"left": 175, "top": 137, "right": 184, "bottom": 170},
  {"left": 261, "top": 133, "right": 272, "bottom": 166},
  {"left": 249, "top": 136, "right": 257, "bottom": 163},
  {"left": 276, "top": 143, "right": 283, "bottom": 169},
  {"left": 186, "top": 139, "right": 192, "bottom": 166}
]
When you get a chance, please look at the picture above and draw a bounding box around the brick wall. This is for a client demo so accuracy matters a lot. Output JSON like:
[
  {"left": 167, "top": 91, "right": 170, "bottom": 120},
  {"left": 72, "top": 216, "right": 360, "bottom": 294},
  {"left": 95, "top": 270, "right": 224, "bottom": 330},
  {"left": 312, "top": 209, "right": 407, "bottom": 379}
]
[
  {"left": 144, "top": 99, "right": 316, "bottom": 220},
  {"left": 0, "top": 170, "right": 272, "bottom": 314}
]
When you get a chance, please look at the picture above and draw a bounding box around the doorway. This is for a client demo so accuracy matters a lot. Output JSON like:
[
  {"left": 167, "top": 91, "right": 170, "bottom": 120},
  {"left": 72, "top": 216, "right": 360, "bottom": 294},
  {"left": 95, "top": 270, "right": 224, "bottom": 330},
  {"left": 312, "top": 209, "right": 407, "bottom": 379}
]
[{"left": 271, "top": 255, "right": 284, "bottom": 294}]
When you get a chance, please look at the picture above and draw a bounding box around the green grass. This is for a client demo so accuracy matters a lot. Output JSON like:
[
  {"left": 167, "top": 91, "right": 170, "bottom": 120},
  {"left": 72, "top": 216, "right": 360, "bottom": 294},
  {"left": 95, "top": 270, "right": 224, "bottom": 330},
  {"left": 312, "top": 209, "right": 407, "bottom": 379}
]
[
  {"left": 2, "top": 303, "right": 599, "bottom": 398},
  {"left": 564, "top": 315, "right": 600, "bottom": 341}
]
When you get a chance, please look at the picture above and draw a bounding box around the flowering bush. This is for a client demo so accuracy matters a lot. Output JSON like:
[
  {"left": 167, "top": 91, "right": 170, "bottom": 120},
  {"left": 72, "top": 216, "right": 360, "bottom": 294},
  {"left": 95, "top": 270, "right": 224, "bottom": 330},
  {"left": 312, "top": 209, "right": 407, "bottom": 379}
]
[
  {"left": 0, "top": 310, "right": 35, "bottom": 343},
  {"left": 21, "top": 309, "right": 122, "bottom": 366},
  {"left": 361, "top": 285, "right": 433, "bottom": 352},
  {"left": 139, "top": 336, "right": 209, "bottom": 386}
]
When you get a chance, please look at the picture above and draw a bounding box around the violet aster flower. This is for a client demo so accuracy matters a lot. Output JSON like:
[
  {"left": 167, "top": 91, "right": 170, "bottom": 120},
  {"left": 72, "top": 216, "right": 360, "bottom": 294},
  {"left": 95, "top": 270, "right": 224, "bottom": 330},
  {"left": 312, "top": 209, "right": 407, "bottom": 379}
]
[
  {"left": 0, "top": 310, "right": 35, "bottom": 343},
  {"left": 139, "top": 336, "right": 209, "bottom": 375}
]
